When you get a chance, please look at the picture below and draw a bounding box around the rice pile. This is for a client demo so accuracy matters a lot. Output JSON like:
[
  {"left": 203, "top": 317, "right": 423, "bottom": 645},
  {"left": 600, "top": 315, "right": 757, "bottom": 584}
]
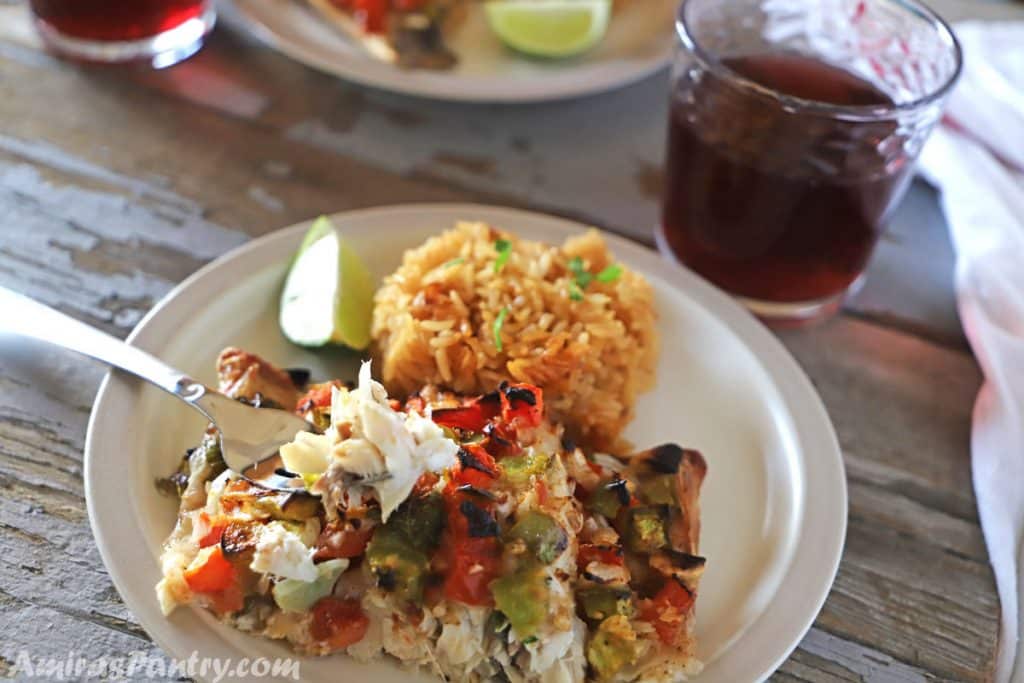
[{"left": 371, "top": 221, "right": 658, "bottom": 452}]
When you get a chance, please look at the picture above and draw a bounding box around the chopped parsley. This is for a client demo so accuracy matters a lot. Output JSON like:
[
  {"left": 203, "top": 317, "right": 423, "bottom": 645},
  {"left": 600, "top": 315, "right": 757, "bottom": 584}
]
[
  {"left": 493, "top": 307, "right": 510, "bottom": 352},
  {"left": 567, "top": 256, "right": 623, "bottom": 300},
  {"left": 568, "top": 256, "right": 593, "bottom": 289},
  {"left": 522, "top": 636, "right": 539, "bottom": 645},
  {"left": 596, "top": 263, "right": 623, "bottom": 283},
  {"left": 494, "top": 239, "right": 512, "bottom": 273}
]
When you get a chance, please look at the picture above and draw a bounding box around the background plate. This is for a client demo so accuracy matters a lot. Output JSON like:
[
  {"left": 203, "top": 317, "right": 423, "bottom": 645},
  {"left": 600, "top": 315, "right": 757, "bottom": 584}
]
[
  {"left": 85, "top": 204, "right": 846, "bottom": 682},
  {"left": 227, "top": 0, "right": 676, "bottom": 102}
]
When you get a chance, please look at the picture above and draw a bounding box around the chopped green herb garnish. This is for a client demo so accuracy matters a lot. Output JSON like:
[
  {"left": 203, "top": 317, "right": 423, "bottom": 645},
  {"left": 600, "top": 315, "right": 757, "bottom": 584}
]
[
  {"left": 568, "top": 256, "right": 593, "bottom": 289},
  {"left": 596, "top": 263, "right": 623, "bottom": 283},
  {"left": 444, "top": 257, "right": 465, "bottom": 268},
  {"left": 494, "top": 239, "right": 512, "bottom": 273},
  {"left": 568, "top": 282, "right": 585, "bottom": 301},
  {"left": 493, "top": 307, "right": 510, "bottom": 351},
  {"left": 522, "top": 636, "right": 539, "bottom": 645}
]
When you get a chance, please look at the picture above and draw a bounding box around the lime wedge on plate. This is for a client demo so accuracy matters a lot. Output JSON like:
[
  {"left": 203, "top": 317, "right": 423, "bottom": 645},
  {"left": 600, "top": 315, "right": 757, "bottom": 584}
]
[
  {"left": 484, "top": 0, "right": 612, "bottom": 58},
  {"left": 279, "top": 217, "right": 374, "bottom": 350}
]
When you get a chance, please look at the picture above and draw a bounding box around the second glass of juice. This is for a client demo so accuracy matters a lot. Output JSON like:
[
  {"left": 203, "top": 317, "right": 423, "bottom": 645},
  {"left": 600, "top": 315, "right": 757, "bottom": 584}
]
[{"left": 657, "top": 0, "right": 962, "bottom": 323}]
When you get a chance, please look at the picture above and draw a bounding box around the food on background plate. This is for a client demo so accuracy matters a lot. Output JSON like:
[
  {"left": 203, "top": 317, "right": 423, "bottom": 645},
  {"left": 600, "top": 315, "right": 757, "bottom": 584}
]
[
  {"left": 306, "top": 0, "right": 614, "bottom": 69},
  {"left": 484, "top": 0, "right": 612, "bottom": 59},
  {"left": 306, "top": 0, "right": 464, "bottom": 69},
  {"left": 156, "top": 349, "right": 706, "bottom": 681},
  {"left": 372, "top": 221, "right": 658, "bottom": 453}
]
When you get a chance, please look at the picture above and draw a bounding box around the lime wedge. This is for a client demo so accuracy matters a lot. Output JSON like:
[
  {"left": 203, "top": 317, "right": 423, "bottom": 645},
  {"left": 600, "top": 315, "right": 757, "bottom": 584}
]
[
  {"left": 279, "top": 217, "right": 374, "bottom": 350},
  {"left": 484, "top": 0, "right": 611, "bottom": 58}
]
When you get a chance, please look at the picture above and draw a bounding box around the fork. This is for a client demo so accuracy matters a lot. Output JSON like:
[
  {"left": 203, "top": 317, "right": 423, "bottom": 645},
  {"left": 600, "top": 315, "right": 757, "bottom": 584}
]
[{"left": 0, "top": 286, "right": 313, "bottom": 491}]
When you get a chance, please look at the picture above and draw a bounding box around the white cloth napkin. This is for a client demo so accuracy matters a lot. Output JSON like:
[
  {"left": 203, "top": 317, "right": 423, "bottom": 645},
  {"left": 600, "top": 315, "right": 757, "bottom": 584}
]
[{"left": 917, "top": 21, "right": 1024, "bottom": 683}]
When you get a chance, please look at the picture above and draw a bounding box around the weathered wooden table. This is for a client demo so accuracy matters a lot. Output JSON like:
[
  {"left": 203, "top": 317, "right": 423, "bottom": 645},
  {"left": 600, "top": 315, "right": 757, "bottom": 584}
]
[{"left": 2, "top": 1, "right": 1022, "bottom": 679}]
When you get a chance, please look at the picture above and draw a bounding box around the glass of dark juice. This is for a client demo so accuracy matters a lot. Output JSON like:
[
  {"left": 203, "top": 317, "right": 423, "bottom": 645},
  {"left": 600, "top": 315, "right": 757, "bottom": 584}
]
[
  {"left": 29, "top": 0, "right": 216, "bottom": 68},
  {"left": 658, "top": 0, "right": 962, "bottom": 323}
]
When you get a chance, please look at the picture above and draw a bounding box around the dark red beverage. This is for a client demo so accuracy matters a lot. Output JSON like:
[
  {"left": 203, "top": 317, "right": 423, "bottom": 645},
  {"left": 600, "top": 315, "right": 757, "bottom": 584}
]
[
  {"left": 30, "top": 0, "right": 206, "bottom": 42},
  {"left": 661, "top": 53, "right": 914, "bottom": 306}
]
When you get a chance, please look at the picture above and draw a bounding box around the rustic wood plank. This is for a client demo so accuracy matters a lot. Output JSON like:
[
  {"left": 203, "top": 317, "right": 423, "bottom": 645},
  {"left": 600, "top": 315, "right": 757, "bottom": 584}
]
[{"left": 5, "top": 1, "right": 1018, "bottom": 346}]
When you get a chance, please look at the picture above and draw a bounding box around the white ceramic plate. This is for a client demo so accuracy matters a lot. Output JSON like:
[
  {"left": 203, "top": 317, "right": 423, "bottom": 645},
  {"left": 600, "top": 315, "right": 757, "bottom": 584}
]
[
  {"left": 226, "top": 0, "right": 676, "bottom": 102},
  {"left": 85, "top": 204, "right": 846, "bottom": 682}
]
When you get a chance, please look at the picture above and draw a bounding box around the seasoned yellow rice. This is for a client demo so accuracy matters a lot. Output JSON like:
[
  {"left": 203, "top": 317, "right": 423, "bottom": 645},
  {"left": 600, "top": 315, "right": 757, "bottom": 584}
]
[{"left": 371, "top": 222, "right": 658, "bottom": 452}]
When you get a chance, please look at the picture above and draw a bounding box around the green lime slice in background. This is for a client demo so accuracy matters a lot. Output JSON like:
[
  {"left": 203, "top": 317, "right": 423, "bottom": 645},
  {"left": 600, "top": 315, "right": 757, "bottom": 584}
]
[
  {"left": 484, "top": 0, "right": 612, "bottom": 59},
  {"left": 279, "top": 217, "right": 374, "bottom": 350}
]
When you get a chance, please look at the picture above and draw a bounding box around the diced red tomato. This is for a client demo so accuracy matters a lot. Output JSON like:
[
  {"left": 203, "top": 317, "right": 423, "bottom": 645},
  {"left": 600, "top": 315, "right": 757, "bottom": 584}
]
[
  {"left": 184, "top": 545, "right": 237, "bottom": 594},
  {"left": 578, "top": 543, "right": 625, "bottom": 568},
  {"left": 196, "top": 512, "right": 227, "bottom": 548},
  {"left": 443, "top": 537, "right": 501, "bottom": 606},
  {"left": 350, "top": 0, "right": 389, "bottom": 33},
  {"left": 499, "top": 383, "right": 544, "bottom": 428},
  {"left": 392, "top": 0, "right": 427, "bottom": 10},
  {"left": 310, "top": 597, "right": 370, "bottom": 649},
  {"left": 432, "top": 399, "right": 500, "bottom": 432},
  {"left": 535, "top": 479, "right": 549, "bottom": 506},
  {"left": 439, "top": 484, "right": 502, "bottom": 606},
  {"left": 314, "top": 520, "right": 374, "bottom": 561},
  {"left": 451, "top": 444, "right": 499, "bottom": 489},
  {"left": 295, "top": 381, "right": 342, "bottom": 414},
  {"left": 641, "top": 579, "right": 695, "bottom": 646},
  {"left": 483, "top": 421, "right": 521, "bottom": 458}
]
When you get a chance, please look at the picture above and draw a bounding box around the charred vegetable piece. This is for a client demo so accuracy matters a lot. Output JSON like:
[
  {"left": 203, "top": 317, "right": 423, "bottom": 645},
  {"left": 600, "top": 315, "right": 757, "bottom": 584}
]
[
  {"left": 363, "top": 494, "right": 444, "bottom": 603},
  {"left": 272, "top": 559, "right": 347, "bottom": 613},
  {"left": 642, "top": 475, "right": 677, "bottom": 505},
  {"left": 364, "top": 533, "right": 430, "bottom": 604},
  {"left": 491, "top": 564, "right": 549, "bottom": 639},
  {"left": 507, "top": 511, "right": 567, "bottom": 564},
  {"left": 252, "top": 491, "right": 320, "bottom": 522},
  {"left": 501, "top": 451, "right": 550, "bottom": 486},
  {"left": 625, "top": 506, "right": 669, "bottom": 554},
  {"left": 578, "top": 586, "right": 635, "bottom": 622},
  {"left": 589, "top": 477, "right": 629, "bottom": 519},
  {"left": 587, "top": 615, "right": 639, "bottom": 680},
  {"left": 220, "top": 520, "right": 259, "bottom": 560},
  {"left": 646, "top": 444, "right": 684, "bottom": 474},
  {"left": 460, "top": 500, "right": 499, "bottom": 538},
  {"left": 385, "top": 493, "right": 445, "bottom": 552}
]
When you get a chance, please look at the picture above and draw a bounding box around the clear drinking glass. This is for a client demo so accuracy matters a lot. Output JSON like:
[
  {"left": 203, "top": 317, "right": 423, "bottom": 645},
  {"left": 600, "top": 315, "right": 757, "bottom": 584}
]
[
  {"left": 29, "top": 0, "right": 216, "bottom": 68},
  {"left": 656, "top": 0, "right": 962, "bottom": 323}
]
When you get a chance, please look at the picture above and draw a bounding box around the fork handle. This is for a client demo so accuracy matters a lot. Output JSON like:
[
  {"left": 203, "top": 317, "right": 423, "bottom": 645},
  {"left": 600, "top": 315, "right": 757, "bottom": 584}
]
[{"left": 0, "top": 286, "right": 203, "bottom": 400}]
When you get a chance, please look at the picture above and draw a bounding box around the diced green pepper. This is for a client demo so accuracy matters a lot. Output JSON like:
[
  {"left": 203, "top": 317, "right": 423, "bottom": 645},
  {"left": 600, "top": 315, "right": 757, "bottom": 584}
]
[
  {"left": 501, "top": 451, "right": 550, "bottom": 486},
  {"left": 625, "top": 506, "right": 668, "bottom": 554},
  {"left": 588, "top": 478, "right": 628, "bottom": 519},
  {"left": 491, "top": 564, "right": 549, "bottom": 639},
  {"left": 383, "top": 493, "right": 445, "bottom": 553},
  {"left": 362, "top": 494, "right": 444, "bottom": 604},
  {"left": 577, "top": 586, "right": 634, "bottom": 622},
  {"left": 272, "top": 559, "right": 347, "bottom": 612},
  {"left": 587, "top": 615, "right": 639, "bottom": 680},
  {"left": 642, "top": 475, "right": 677, "bottom": 505},
  {"left": 507, "top": 511, "right": 567, "bottom": 564},
  {"left": 364, "top": 533, "right": 429, "bottom": 604},
  {"left": 197, "top": 436, "right": 226, "bottom": 479}
]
